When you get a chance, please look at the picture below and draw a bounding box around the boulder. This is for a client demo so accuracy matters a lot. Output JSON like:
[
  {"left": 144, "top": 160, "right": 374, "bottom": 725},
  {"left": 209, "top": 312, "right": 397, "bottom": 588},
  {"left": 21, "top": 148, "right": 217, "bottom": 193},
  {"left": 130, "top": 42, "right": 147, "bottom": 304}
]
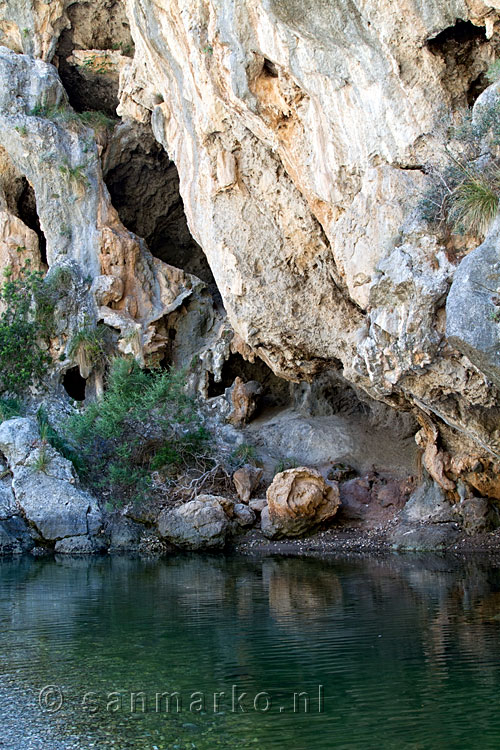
[
  {"left": 399, "top": 478, "right": 454, "bottom": 523},
  {"left": 229, "top": 377, "right": 262, "bottom": 427},
  {"left": 54, "top": 535, "right": 103, "bottom": 554},
  {"left": 106, "top": 515, "right": 143, "bottom": 553},
  {"left": 233, "top": 464, "right": 263, "bottom": 503},
  {"left": 390, "top": 522, "right": 460, "bottom": 551},
  {"left": 0, "top": 417, "right": 102, "bottom": 547},
  {"left": 13, "top": 466, "right": 101, "bottom": 541},
  {"left": 0, "top": 516, "right": 34, "bottom": 555},
  {"left": 197, "top": 493, "right": 234, "bottom": 518},
  {"left": 0, "top": 418, "right": 39, "bottom": 466},
  {"left": 262, "top": 467, "right": 340, "bottom": 539},
  {"left": 233, "top": 503, "right": 256, "bottom": 528},
  {"left": 158, "top": 497, "right": 230, "bottom": 550},
  {"left": 249, "top": 497, "right": 267, "bottom": 514},
  {"left": 0, "top": 468, "right": 16, "bottom": 520},
  {"left": 453, "top": 496, "right": 491, "bottom": 535}
]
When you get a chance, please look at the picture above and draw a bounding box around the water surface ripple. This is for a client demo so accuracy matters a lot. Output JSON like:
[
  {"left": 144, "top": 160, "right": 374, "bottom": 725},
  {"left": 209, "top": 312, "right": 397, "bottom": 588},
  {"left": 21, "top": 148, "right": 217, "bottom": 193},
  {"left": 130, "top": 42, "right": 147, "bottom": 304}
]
[{"left": 1, "top": 554, "right": 500, "bottom": 749}]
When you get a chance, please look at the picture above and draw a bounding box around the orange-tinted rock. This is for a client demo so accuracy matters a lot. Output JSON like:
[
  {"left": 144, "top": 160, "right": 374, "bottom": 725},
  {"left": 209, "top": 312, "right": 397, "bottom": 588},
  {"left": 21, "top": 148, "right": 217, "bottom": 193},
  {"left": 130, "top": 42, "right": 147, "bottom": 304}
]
[
  {"left": 262, "top": 467, "right": 340, "bottom": 539},
  {"left": 229, "top": 377, "right": 262, "bottom": 427},
  {"left": 233, "top": 464, "right": 263, "bottom": 503}
]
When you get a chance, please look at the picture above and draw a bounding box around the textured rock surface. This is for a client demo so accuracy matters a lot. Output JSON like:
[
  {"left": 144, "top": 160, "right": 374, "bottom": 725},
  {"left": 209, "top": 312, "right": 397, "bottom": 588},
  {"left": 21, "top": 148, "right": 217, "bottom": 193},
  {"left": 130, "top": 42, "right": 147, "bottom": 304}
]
[
  {"left": 2, "top": 0, "right": 500, "bottom": 518},
  {"left": 157, "top": 496, "right": 230, "bottom": 550},
  {"left": 446, "top": 216, "right": 500, "bottom": 389},
  {"left": 0, "top": 417, "right": 102, "bottom": 543},
  {"left": 233, "top": 464, "right": 263, "bottom": 503},
  {"left": 114, "top": 0, "right": 500, "bottom": 485},
  {"left": 262, "top": 467, "right": 340, "bottom": 538}
]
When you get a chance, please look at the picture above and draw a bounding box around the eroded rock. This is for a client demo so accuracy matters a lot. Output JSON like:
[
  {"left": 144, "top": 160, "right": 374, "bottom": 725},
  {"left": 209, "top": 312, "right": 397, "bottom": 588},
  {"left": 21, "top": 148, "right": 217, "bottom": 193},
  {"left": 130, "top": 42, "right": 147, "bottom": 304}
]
[
  {"left": 0, "top": 417, "right": 102, "bottom": 545},
  {"left": 262, "top": 467, "right": 340, "bottom": 539},
  {"left": 233, "top": 464, "right": 263, "bottom": 503}
]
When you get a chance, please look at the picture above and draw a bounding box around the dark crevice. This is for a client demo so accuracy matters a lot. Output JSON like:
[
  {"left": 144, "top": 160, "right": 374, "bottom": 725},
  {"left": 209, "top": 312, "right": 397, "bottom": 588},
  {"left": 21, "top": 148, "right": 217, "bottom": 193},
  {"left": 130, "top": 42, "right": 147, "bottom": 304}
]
[
  {"left": 62, "top": 367, "right": 87, "bottom": 401},
  {"left": 426, "top": 20, "right": 496, "bottom": 107},
  {"left": 467, "top": 71, "right": 490, "bottom": 106},
  {"left": 208, "top": 353, "right": 291, "bottom": 414},
  {"left": 104, "top": 125, "right": 214, "bottom": 284},
  {"left": 427, "top": 20, "right": 486, "bottom": 51},
  {"left": 54, "top": 0, "right": 134, "bottom": 115},
  {"left": 262, "top": 58, "right": 279, "bottom": 77},
  {"left": 16, "top": 180, "right": 47, "bottom": 265}
]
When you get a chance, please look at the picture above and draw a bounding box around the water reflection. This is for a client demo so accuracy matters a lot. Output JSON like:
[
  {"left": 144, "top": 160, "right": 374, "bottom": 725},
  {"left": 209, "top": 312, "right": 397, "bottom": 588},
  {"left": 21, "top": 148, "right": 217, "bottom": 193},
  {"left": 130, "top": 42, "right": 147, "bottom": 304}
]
[{"left": 1, "top": 553, "right": 500, "bottom": 749}]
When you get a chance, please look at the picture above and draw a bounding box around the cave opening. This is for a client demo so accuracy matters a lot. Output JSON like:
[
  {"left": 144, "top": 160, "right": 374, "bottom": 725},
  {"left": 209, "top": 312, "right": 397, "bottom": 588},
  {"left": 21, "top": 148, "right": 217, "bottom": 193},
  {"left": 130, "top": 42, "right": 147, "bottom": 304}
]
[
  {"left": 16, "top": 180, "right": 47, "bottom": 265},
  {"left": 104, "top": 124, "right": 215, "bottom": 285},
  {"left": 62, "top": 367, "right": 87, "bottom": 401},
  {"left": 54, "top": 0, "right": 134, "bottom": 115},
  {"left": 207, "top": 352, "right": 291, "bottom": 414},
  {"left": 426, "top": 20, "right": 497, "bottom": 106}
]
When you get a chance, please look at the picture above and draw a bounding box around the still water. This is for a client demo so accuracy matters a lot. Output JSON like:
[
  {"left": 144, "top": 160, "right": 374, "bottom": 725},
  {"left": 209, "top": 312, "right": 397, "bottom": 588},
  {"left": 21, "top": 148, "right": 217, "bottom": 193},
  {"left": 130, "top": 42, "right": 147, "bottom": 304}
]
[{"left": 1, "top": 553, "right": 500, "bottom": 749}]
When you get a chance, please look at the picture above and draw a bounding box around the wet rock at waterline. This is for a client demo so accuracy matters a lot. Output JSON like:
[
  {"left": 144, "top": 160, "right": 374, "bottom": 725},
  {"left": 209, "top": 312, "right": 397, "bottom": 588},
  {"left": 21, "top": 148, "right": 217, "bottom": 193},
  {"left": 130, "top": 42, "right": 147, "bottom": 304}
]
[
  {"left": 0, "top": 417, "right": 102, "bottom": 547},
  {"left": 157, "top": 496, "right": 230, "bottom": 550}
]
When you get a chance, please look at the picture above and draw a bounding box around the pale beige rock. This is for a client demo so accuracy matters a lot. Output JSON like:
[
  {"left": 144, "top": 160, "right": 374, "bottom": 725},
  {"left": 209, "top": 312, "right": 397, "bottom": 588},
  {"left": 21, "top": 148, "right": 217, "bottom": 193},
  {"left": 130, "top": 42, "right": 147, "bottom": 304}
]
[
  {"left": 263, "top": 467, "right": 340, "bottom": 538},
  {"left": 197, "top": 493, "right": 235, "bottom": 519},
  {"left": 233, "top": 465, "right": 263, "bottom": 504}
]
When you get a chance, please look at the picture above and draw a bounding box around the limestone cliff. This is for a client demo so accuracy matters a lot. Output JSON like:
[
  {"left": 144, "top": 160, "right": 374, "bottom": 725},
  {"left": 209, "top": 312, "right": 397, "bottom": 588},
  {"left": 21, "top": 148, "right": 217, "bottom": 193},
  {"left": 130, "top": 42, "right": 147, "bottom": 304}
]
[{"left": 2, "top": 0, "right": 500, "bottom": 509}]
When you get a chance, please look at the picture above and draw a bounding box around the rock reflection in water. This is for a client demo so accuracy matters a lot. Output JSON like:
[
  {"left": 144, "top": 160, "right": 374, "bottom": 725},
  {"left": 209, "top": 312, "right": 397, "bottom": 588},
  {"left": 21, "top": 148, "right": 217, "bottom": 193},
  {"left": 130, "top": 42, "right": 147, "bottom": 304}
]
[{"left": 2, "top": 554, "right": 500, "bottom": 749}]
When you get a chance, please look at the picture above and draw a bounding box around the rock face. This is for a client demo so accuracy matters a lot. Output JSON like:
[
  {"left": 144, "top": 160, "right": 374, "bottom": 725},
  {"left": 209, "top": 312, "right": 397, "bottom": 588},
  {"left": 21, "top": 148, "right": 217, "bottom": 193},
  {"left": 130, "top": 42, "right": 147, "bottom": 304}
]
[
  {"left": 2, "top": 0, "right": 500, "bottom": 518},
  {"left": 113, "top": 0, "right": 500, "bottom": 492},
  {"left": 446, "top": 216, "right": 500, "bottom": 389},
  {"left": 262, "top": 467, "right": 340, "bottom": 538},
  {"left": 0, "top": 417, "right": 102, "bottom": 547}
]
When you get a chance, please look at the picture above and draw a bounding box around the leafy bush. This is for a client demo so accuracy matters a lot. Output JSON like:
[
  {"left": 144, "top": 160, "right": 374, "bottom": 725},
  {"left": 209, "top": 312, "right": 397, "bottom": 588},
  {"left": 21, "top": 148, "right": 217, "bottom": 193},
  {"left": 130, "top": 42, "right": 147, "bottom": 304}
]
[
  {"left": 0, "top": 263, "right": 51, "bottom": 395},
  {"left": 63, "top": 358, "right": 212, "bottom": 504}
]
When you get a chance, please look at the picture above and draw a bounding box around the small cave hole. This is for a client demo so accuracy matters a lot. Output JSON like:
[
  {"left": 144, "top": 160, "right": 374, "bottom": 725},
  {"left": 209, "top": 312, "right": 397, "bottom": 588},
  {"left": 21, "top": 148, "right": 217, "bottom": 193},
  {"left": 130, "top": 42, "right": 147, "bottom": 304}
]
[
  {"left": 54, "top": 0, "right": 134, "bottom": 116},
  {"left": 467, "top": 71, "right": 490, "bottom": 106},
  {"left": 207, "top": 353, "right": 291, "bottom": 415},
  {"left": 62, "top": 367, "right": 87, "bottom": 401},
  {"left": 427, "top": 20, "right": 486, "bottom": 53},
  {"left": 16, "top": 180, "right": 47, "bottom": 265},
  {"left": 262, "top": 58, "right": 279, "bottom": 78},
  {"left": 426, "top": 20, "right": 492, "bottom": 106}
]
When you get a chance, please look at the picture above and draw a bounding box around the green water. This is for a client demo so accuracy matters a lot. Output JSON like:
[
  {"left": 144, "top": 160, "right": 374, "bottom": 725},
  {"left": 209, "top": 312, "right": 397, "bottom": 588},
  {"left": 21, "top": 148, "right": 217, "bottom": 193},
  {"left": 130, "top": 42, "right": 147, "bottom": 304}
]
[{"left": 2, "top": 554, "right": 500, "bottom": 749}]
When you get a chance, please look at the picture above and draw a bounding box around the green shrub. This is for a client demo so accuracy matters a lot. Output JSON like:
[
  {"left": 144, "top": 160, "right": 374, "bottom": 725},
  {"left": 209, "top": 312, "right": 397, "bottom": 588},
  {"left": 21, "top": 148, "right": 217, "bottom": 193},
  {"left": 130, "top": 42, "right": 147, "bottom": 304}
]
[
  {"left": 420, "top": 98, "right": 500, "bottom": 236},
  {"left": 69, "top": 325, "right": 107, "bottom": 372},
  {"left": 0, "top": 397, "right": 22, "bottom": 422},
  {"left": 63, "top": 358, "right": 212, "bottom": 504},
  {"left": 36, "top": 406, "right": 85, "bottom": 475},
  {"left": 0, "top": 263, "right": 51, "bottom": 395},
  {"left": 230, "top": 443, "right": 259, "bottom": 468},
  {"left": 274, "top": 457, "right": 298, "bottom": 474}
]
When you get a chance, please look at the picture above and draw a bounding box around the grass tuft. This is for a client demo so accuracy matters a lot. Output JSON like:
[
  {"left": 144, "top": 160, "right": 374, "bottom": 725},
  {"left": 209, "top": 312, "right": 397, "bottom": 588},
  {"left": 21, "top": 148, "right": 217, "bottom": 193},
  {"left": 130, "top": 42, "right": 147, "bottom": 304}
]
[{"left": 448, "top": 170, "right": 500, "bottom": 236}]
